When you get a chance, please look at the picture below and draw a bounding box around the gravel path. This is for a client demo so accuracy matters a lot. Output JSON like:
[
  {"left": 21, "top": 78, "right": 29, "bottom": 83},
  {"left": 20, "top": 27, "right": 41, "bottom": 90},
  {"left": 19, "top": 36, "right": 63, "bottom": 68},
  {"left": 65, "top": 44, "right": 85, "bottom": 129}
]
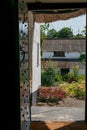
[
  {"left": 56, "top": 97, "right": 85, "bottom": 107},
  {"left": 36, "top": 97, "right": 85, "bottom": 107}
]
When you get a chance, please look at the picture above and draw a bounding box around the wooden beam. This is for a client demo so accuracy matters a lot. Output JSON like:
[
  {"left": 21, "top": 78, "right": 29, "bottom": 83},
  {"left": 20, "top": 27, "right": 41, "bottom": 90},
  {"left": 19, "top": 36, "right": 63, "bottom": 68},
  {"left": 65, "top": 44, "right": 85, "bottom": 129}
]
[
  {"left": 32, "top": 9, "right": 80, "bottom": 14},
  {"left": 27, "top": 2, "right": 87, "bottom": 10}
]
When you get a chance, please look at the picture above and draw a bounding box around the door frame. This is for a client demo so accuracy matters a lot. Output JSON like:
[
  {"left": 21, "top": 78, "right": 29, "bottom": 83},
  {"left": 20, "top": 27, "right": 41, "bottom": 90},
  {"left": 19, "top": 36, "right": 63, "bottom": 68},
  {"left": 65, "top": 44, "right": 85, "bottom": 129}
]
[{"left": 27, "top": 2, "right": 87, "bottom": 123}]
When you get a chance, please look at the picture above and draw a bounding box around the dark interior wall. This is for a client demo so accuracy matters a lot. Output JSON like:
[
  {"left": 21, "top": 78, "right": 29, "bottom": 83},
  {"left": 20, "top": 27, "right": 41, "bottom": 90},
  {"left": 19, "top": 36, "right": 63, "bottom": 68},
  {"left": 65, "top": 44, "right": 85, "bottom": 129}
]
[{"left": 1, "top": 0, "right": 20, "bottom": 130}]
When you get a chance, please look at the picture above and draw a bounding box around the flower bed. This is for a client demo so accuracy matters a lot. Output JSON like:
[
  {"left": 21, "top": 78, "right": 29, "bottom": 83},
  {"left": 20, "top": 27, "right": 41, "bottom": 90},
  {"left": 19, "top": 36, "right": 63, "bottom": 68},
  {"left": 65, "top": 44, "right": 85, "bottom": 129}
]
[
  {"left": 37, "top": 87, "right": 66, "bottom": 103},
  {"left": 59, "top": 80, "right": 85, "bottom": 99}
]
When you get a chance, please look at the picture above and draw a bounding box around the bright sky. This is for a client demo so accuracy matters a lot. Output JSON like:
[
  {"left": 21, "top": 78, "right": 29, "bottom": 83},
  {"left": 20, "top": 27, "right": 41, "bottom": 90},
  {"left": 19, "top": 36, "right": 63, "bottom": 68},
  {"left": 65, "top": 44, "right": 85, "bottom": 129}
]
[{"left": 49, "top": 14, "right": 86, "bottom": 35}]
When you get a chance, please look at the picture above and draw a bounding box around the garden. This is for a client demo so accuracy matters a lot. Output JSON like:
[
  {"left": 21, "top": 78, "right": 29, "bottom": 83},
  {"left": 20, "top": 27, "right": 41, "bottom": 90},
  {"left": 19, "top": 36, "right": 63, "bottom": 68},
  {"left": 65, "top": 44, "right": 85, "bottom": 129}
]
[{"left": 36, "top": 60, "right": 85, "bottom": 106}]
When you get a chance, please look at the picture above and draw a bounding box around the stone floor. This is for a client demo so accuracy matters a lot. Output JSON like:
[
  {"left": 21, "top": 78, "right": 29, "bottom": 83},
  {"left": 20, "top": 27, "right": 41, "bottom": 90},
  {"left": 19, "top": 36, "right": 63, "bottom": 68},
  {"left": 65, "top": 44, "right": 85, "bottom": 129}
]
[
  {"left": 31, "top": 106, "right": 85, "bottom": 122},
  {"left": 30, "top": 98, "right": 86, "bottom": 130}
]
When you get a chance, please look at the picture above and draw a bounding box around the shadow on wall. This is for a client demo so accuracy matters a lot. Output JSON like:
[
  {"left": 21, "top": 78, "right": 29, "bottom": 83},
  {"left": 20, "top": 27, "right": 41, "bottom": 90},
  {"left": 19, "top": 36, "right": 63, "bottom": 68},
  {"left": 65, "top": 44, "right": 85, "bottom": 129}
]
[
  {"left": 29, "top": 121, "right": 87, "bottom": 130},
  {"left": 31, "top": 90, "right": 38, "bottom": 106}
]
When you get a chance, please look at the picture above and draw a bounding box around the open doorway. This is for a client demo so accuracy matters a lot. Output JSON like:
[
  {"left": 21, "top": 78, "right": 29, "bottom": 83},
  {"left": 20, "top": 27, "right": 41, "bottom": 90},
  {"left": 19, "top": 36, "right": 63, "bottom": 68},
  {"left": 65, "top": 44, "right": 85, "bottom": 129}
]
[
  {"left": 19, "top": 1, "right": 87, "bottom": 128},
  {"left": 29, "top": 9, "right": 86, "bottom": 122},
  {"left": 61, "top": 68, "right": 70, "bottom": 76}
]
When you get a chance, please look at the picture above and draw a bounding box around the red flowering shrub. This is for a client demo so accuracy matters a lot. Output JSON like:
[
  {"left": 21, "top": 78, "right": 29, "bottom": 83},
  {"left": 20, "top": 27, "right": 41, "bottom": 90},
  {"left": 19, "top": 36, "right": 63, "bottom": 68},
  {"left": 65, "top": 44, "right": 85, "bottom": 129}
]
[{"left": 37, "top": 87, "right": 66, "bottom": 103}]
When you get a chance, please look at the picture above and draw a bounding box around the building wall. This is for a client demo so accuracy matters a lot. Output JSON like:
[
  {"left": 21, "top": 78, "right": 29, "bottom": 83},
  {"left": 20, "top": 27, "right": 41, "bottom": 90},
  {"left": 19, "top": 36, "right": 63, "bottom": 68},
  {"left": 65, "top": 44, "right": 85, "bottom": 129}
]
[
  {"left": 42, "top": 51, "right": 85, "bottom": 59},
  {"left": 32, "top": 22, "right": 41, "bottom": 105},
  {"left": 78, "top": 69, "right": 85, "bottom": 75},
  {"left": 65, "top": 52, "right": 80, "bottom": 58},
  {"left": 42, "top": 52, "right": 53, "bottom": 58},
  {"left": 70, "top": 69, "right": 85, "bottom": 75}
]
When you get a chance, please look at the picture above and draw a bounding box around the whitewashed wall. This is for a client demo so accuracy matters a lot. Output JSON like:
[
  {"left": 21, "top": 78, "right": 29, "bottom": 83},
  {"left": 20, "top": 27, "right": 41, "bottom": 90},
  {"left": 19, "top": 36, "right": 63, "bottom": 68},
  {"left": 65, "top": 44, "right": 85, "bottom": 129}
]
[
  {"left": 42, "top": 52, "right": 85, "bottom": 59},
  {"left": 32, "top": 22, "right": 41, "bottom": 96},
  {"left": 42, "top": 52, "right": 53, "bottom": 58},
  {"left": 65, "top": 52, "right": 80, "bottom": 58},
  {"left": 78, "top": 69, "right": 85, "bottom": 75},
  {"left": 70, "top": 69, "right": 85, "bottom": 75}
]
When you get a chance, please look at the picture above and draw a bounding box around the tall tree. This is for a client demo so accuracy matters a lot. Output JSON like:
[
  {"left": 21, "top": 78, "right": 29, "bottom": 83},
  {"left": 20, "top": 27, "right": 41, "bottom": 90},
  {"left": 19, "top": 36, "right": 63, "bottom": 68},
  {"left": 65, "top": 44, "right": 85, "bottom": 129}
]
[
  {"left": 74, "top": 25, "right": 86, "bottom": 38},
  {"left": 57, "top": 27, "right": 73, "bottom": 38},
  {"left": 74, "top": 33, "right": 85, "bottom": 38},
  {"left": 40, "top": 23, "right": 49, "bottom": 55},
  {"left": 40, "top": 23, "right": 49, "bottom": 44},
  {"left": 47, "top": 28, "right": 58, "bottom": 38},
  {"left": 81, "top": 25, "right": 86, "bottom": 36}
]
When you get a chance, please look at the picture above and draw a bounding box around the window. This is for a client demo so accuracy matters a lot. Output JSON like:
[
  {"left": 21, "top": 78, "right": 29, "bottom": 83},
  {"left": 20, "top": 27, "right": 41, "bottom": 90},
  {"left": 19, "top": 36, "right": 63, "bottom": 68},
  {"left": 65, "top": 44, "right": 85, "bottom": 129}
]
[
  {"left": 54, "top": 51, "right": 65, "bottom": 57},
  {"left": 37, "top": 43, "right": 39, "bottom": 67},
  {"left": 61, "top": 68, "right": 69, "bottom": 76}
]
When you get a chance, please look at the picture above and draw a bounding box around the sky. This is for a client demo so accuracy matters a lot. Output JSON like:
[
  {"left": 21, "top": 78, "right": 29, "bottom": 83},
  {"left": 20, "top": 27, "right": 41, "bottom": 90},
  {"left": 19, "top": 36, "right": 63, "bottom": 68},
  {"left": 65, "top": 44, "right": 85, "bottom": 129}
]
[{"left": 48, "top": 14, "right": 86, "bottom": 35}]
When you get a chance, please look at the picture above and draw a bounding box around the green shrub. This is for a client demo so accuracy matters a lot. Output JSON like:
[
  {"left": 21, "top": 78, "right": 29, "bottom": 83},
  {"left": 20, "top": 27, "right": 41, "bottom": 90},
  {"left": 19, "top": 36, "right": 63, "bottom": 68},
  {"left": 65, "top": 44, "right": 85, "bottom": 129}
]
[
  {"left": 41, "top": 60, "right": 59, "bottom": 86},
  {"left": 63, "top": 66, "right": 79, "bottom": 83},
  {"left": 79, "top": 53, "right": 86, "bottom": 64},
  {"left": 74, "top": 87, "right": 85, "bottom": 99},
  {"left": 54, "top": 74, "right": 63, "bottom": 82},
  {"left": 59, "top": 80, "right": 85, "bottom": 99},
  {"left": 41, "top": 69, "right": 55, "bottom": 86},
  {"left": 74, "top": 80, "right": 86, "bottom": 99},
  {"left": 77, "top": 74, "right": 85, "bottom": 82},
  {"left": 60, "top": 82, "right": 75, "bottom": 96}
]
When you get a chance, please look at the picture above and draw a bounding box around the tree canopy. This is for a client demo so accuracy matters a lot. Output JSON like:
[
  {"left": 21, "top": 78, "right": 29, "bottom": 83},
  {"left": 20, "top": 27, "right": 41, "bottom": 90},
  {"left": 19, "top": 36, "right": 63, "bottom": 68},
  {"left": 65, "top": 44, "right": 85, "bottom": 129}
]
[
  {"left": 40, "top": 23, "right": 49, "bottom": 44},
  {"left": 40, "top": 24, "right": 86, "bottom": 44},
  {"left": 81, "top": 25, "right": 86, "bottom": 36},
  {"left": 57, "top": 27, "right": 73, "bottom": 38},
  {"left": 47, "top": 29, "right": 58, "bottom": 38}
]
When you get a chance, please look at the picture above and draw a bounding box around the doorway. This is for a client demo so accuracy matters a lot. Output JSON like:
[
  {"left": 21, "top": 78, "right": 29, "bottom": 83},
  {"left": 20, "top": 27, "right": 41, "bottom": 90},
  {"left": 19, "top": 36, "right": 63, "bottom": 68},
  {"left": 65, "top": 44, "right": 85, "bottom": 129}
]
[
  {"left": 27, "top": 9, "right": 86, "bottom": 120},
  {"left": 19, "top": 2, "right": 87, "bottom": 130},
  {"left": 61, "top": 68, "right": 69, "bottom": 76}
]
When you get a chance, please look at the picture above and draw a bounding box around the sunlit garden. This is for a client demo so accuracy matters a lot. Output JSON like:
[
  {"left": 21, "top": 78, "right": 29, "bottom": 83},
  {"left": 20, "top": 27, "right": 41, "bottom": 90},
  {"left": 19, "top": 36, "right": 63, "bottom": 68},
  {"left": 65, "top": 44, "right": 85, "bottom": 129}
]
[{"left": 37, "top": 60, "right": 85, "bottom": 106}]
